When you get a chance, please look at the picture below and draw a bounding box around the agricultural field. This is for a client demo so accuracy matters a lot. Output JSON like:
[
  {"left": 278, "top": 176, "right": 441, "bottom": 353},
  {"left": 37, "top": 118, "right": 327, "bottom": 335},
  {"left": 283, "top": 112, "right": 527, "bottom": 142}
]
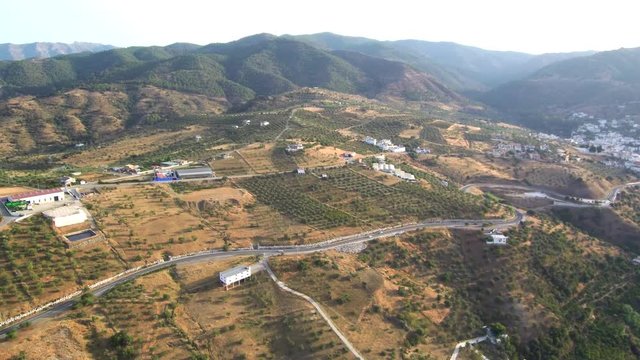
[
  {"left": 238, "top": 165, "right": 494, "bottom": 233},
  {"left": 420, "top": 125, "right": 447, "bottom": 144},
  {"left": 0, "top": 216, "right": 124, "bottom": 319},
  {"left": 84, "top": 184, "right": 215, "bottom": 265},
  {"left": 172, "top": 180, "right": 336, "bottom": 247},
  {"left": 239, "top": 174, "right": 356, "bottom": 230},
  {"left": 61, "top": 126, "right": 205, "bottom": 168},
  {"left": 4, "top": 256, "right": 357, "bottom": 359},
  {"left": 173, "top": 259, "right": 354, "bottom": 359},
  {"left": 269, "top": 231, "right": 471, "bottom": 359}
]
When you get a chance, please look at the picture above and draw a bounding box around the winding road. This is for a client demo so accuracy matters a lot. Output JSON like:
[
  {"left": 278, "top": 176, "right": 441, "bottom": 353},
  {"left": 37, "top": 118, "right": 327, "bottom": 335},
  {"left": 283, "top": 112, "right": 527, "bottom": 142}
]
[
  {"left": 2, "top": 175, "right": 637, "bottom": 344},
  {"left": 0, "top": 210, "right": 524, "bottom": 336},
  {"left": 460, "top": 180, "right": 640, "bottom": 208}
]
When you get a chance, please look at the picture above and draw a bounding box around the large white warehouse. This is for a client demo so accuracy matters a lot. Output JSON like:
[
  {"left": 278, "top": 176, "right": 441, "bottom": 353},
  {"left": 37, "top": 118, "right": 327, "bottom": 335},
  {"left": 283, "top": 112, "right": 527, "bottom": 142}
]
[
  {"left": 8, "top": 188, "right": 64, "bottom": 205},
  {"left": 43, "top": 206, "right": 88, "bottom": 227},
  {"left": 219, "top": 265, "right": 251, "bottom": 290}
]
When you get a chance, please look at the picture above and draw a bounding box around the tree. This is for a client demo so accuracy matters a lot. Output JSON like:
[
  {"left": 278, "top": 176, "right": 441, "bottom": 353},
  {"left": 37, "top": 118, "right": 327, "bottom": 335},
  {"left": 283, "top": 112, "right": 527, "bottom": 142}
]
[{"left": 490, "top": 322, "right": 507, "bottom": 336}]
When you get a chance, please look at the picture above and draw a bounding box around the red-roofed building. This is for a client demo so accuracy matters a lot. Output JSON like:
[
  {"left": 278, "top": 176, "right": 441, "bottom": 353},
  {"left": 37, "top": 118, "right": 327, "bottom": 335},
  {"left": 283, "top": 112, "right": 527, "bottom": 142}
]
[{"left": 8, "top": 188, "right": 65, "bottom": 205}]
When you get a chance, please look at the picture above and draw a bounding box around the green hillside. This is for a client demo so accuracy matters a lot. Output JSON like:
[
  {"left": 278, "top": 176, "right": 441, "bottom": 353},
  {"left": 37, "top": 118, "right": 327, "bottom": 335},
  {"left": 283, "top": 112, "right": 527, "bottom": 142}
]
[
  {"left": 482, "top": 47, "right": 640, "bottom": 133},
  {"left": 0, "top": 36, "right": 459, "bottom": 105}
]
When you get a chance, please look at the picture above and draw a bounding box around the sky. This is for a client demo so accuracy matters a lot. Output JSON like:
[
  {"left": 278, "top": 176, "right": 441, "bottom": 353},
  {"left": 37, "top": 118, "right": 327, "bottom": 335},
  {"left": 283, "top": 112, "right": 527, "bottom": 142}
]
[{"left": 2, "top": 0, "right": 639, "bottom": 54}]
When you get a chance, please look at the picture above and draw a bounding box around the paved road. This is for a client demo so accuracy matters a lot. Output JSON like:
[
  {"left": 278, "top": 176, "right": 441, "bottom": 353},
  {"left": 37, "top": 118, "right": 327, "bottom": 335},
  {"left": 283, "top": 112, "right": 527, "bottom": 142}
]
[
  {"left": 449, "top": 335, "right": 489, "bottom": 360},
  {"left": 0, "top": 210, "right": 524, "bottom": 336},
  {"left": 460, "top": 181, "right": 640, "bottom": 208},
  {"left": 263, "top": 260, "right": 364, "bottom": 360}
]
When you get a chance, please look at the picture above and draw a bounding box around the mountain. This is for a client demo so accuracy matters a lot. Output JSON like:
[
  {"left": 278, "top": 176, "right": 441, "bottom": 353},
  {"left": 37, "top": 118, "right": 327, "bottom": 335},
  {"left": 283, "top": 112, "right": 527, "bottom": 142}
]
[
  {"left": 290, "top": 33, "right": 594, "bottom": 91},
  {"left": 0, "top": 42, "right": 114, "bottom": 61},
  {"left": 0, "top": 36, "right": 460, "bottom": 104},
  {"left": 482, "top": 47, "right": 640, "bottom": 133},
  {"left": 0, "top": 36, "right": 464, "bottom": 155}
]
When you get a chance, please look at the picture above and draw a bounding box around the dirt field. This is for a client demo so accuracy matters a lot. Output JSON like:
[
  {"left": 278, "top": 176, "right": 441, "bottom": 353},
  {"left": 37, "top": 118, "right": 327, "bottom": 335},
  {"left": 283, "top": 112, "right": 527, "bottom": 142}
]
[
  {"left": 236, "top": 143, "right": 279, "bottom": 173},
  {"left": 399, "top": 126, "right": 422, "bottom": 139},
  {"left": 173, "top": 258, "right": 352, "bottom": 359},
  {"left": 64, "top": 126, "right": 204, "bottom": 167},
  {"left": 179, "top": 186, "right": 253, "bottom": 204},
  {"left": 0, "top": 186, "right": 33, "bottom": 197},
  {"left": 270, "top": 244, "right": 456, "bottom": 359},
  {"left": 0, "top": 319, "right": 90, "bottom": 360},
  {"left": 434, "top": 155, "right": 515, "bottom": 182},
  {"left": 84, "top": 184, "right": 215, "bottom": 265}
]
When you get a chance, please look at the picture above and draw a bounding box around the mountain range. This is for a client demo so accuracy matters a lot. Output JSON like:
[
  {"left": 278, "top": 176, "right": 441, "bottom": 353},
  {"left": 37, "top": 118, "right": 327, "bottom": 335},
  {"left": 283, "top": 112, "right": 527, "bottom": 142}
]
[
  {"left": 0, "top": 42, "right": 115, "bottom": 61},
  {"left": 0, "top": 33, "right": 639, "bottom": 138}
]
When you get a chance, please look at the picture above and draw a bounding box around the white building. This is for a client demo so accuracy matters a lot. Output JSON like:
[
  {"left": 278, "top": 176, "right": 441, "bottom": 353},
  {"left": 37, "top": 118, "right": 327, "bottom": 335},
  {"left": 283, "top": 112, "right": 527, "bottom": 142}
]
[
  {"left": 43, "top": 206, "right": 88, "bottom": 227},
  {"left": 487, "top": 234, "right": 508, "bottom": 245},
  {"left": 8, "top": 188, "right": 65, "bottom": 205},
  {"left": 242, "top": 119, "right": 251, "bottom": 125},
  {"left": 260, "top": 121, "right": 270, "bottom": 127},
  {"left": 364, "top": 136, "right": 377, "bottom": 146},
  {"left": 632, "top": 257, "right": 640, "bottom": 266},
  {"left": 220, "top": 265, "right": 252, "bottom": 290},
  {"left": 286, "top": 143, "right": 304, "bottom": 153}
]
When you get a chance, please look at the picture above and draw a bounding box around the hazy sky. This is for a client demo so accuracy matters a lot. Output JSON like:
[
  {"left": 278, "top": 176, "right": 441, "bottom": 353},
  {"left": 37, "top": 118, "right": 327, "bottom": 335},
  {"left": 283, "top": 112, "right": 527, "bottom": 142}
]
[{"left": 2, "top": 0, "right": 638, "bottom": 54}]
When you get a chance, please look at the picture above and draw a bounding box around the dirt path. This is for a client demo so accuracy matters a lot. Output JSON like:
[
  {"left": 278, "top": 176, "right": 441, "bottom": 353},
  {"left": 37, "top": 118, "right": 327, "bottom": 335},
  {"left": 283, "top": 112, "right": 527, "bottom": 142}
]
[{"left": 263, "top": 259, "right": 364, "bottom": 360}]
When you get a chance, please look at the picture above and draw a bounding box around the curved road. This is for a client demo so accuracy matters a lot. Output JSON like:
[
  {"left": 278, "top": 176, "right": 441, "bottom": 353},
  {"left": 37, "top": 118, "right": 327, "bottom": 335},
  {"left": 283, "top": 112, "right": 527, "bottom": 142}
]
[
  {"left": 5, "top": 178, "right": 636, "bottom": 335},
  {"left": 0, "top": 211, "right": 524, "bottom": 336},
  {"left": 460, "top": 180, "right": 640, "bottom": 207}
]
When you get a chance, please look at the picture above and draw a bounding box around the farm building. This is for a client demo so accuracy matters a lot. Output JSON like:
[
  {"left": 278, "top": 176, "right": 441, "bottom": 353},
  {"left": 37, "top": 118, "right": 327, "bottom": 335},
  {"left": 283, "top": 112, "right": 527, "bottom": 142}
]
[
  {"left": 43, "top": 206, "right": 88, "bottom": 227},
  {"left": 220, "top": 265, "right": 251, "bottom": 290},
  {"left": 8, "top": 188, "right": 64, "bottom": 205},
  {"left": 260, "top": 121, "right": 270, "bottom": 127},
  {"left": 175, "top": 167, "right": 214, "bottom": 179}
]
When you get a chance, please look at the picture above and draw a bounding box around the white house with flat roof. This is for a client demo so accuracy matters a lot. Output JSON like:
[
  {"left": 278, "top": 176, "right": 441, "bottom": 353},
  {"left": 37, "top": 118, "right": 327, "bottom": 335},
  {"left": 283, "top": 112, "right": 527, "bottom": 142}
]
[
  {"left": 43, "top": 206, "right": 88, "bottom": 227},
  {"left": 487, "top": 234, "right": 508, "bottom": 245},
  {"left": 220, "top": 265, "right": 251, "bottom": 290}
]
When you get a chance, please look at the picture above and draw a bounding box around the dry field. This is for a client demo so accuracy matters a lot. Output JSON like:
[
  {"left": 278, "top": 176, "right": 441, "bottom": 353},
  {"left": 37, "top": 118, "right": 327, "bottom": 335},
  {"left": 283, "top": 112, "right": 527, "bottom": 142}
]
[
  {"left": 235, "top": 143, "right": 279, "bottom": 173},
  {"left": 176, "top": 181, "right": 362, "bottom": 247},
  {"left": 0, "top": 186, "right": 33, "bottom": 197},
  {"left": 270, "top": 241, "right": 458, "bottom": 359},
  {"left": 209, "top": 152, "right": 254, "bottom": 176},
  {"left": 398, "top": 125, "right": 422, "bottom": 139},
  {"left": 172, "top": 258, "right": 353, "bottom": 359},
  {"left": 292, "top": 145, "right": 356, "bottom": 168},
  {"left": 0, "top": 216, "right": 124, "bottom": 319},
  {"left": 434, "top": 155, "right": 515, "bottom": 183},
  {"left": 84, "top": 184, "right": 215, "bottom": 265},
  {"left": 0, "top": 319, "right": 91, "bottom": 359},
  {"left": 63, "top": 126, "right": 204, "bottom": 167}
]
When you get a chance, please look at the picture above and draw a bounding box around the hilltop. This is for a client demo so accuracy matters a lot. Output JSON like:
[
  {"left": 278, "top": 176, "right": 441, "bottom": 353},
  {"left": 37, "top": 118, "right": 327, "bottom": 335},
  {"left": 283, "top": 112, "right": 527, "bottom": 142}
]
[
  {"left": 0, "top": 42, "right": 114, "bottom": 61},
  {"left": 289, "top": 32, "right": 594, "bottom": 91}
]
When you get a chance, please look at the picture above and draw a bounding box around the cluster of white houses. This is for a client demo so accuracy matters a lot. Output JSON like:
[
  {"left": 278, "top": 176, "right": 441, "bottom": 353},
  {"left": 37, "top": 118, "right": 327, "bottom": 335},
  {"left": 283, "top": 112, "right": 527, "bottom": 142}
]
[
  {"left": 372, "top": 162, "right": 416, "bottom": 181},
  {"left": 364, "top": 136, "right": 406, "bottom": 153}
]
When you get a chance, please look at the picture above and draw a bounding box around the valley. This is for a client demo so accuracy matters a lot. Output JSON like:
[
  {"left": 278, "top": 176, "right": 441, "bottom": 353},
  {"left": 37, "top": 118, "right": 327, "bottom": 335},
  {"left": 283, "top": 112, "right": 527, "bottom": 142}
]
[{"left": 1, "top": 30, "right": 640, "bottom": 360}]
